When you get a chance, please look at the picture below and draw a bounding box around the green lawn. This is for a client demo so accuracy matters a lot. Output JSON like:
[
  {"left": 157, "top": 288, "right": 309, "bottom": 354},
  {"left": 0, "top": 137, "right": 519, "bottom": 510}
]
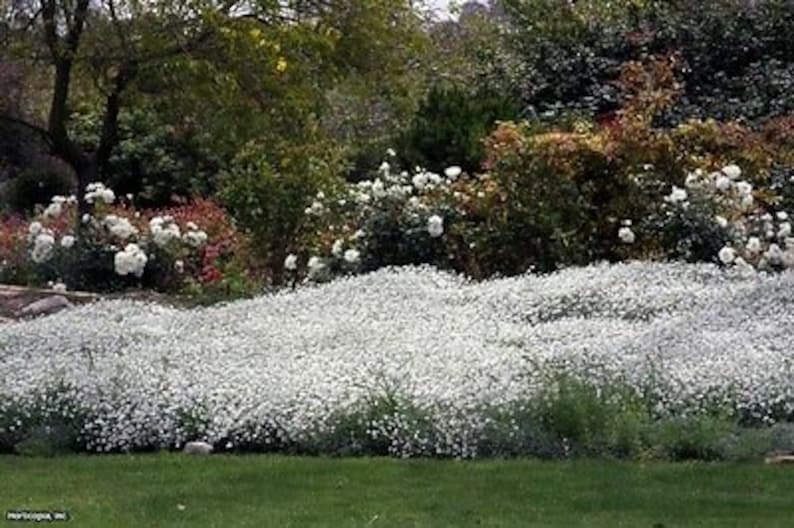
[{"left": 1, "top": 455, "right": 792, "bottom": 527}]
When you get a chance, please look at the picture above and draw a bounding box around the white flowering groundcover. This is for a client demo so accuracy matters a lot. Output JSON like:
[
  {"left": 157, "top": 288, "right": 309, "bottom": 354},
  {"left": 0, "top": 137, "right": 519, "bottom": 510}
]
[{"left": 1, "top": 261, "right": 793, "bottom": 457}]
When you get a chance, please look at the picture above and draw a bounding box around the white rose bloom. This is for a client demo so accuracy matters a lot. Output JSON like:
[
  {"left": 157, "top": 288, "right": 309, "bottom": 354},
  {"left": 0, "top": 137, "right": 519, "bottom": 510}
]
[
  {"left": 186, "top": 222, "right": 199, "bottom": 231},
  {"left": 665, "top": 186, "right": 688, "bottom": 204},
  {"left": 307, "top": 256, "right": 325, "bottom": 276},
  {"left": 308, "top": 201, "right": 324, "bottom": 215},
  {"left": 43, "top": 201, "right": 63, "bottom": 218},
  {"left": 85, "top": 182, "right": 116, "bottom": 204},
  {"left": 60, "top": 235, "right": 76, "bottom": 249},
  {"left": 718, "top": 246, "right": 736, "bottom": 265},
  {"left": 618, "top": 227, "right": 636, "bottom": 244},
  {"left": 715, "top": 216, "right": 729, "bottom": 228},
  {"left": 766, "top": 244, "right": 784, "bottom": 265},
  {"left": 105, "top": 215, "right": 139, "bottom": 240},
  {"left": 746, "top": 236, "right": 762, "bottom": 254},
  {"left": 778, "top": 222, "right": 792, "bottom": 239},
  {"left": 427, "top": 215, "right": 444, "bottom": 238},
  {"left": 777, "top": 211, "right": 789, "bottom": 221},
  {"left": 386, "top": 148, "right": 396, "bottom": 157},
  {"left": 152, "top": 221, "right": 181, "bottom": 247},
  {"left": 51, "top": 282, "right": 67, "bottom": 293},
  {"left": 183, "top": 229, "right": 208, "bottom": 248},
  {"left": 28, "top": 221, "right": 43, "bottom": 237},
  {"left": 149, "top": 217, "right": 165, "bottom": 230},
  {"left": 31, "top": 232, "right": 55, "bottom": 263},
  {"left": 714, "top": 175, "right": 731, "bottom": 192},
  {"left": 412, "top": 173, "right": 429, "bottom": 191},
  {"left": 372, "top": 179, "right": 386, "bottom": 199},
  {"left": 175, "top": 260, "right": 185, "bottom": 273},
  {"left": 741, "top": 194, "right": 754, "bottom": 209},
  {"left": 343, "top": 249, "right": 361, "bottom": 264},
  {"left": 721, "top": 164, "right": 742, "bottom": 179},
  {"left": 445, "top": 166, "right": 463, "bottom": 181},
  {"left": 114, "top": 243, "right": 148, "bottom": 277},
  {"left": 284, "top": 254, "right": 298, "bottom": 271},
  {"left": 331, "top": 239, "right": 344, "bottom": 257}
]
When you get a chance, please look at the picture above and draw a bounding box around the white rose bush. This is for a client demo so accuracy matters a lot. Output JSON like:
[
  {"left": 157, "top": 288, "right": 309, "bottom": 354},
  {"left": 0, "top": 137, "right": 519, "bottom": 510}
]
[
  {"left": 625, "top": 164, "right": 794, "bottom": 272},
  {"left": 292, "top": 156, "right": 467, "bottom": 281},
  {"left": 0, "top": 183, "right": 250, "bottom": 295}
]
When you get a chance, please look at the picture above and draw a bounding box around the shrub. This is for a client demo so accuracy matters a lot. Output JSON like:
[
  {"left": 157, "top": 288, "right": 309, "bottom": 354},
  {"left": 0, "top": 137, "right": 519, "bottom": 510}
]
[
  {"left": 0, "top": 183, "right": 257, "bottom": 295},
  {"left": 4, "top": 165, "right": 74, "bottom": 214},
  {"left": 398, "top": 85, "right": 521, "bottom": 174},
  {"left": 503, "top": 0, "right": 794, "bottom": 125},
  {"left": 69, "top": 106, "right": 218, "bottom": 207},
  {"left": 218, "top": 141, "right": 346, "bottom": 281}
]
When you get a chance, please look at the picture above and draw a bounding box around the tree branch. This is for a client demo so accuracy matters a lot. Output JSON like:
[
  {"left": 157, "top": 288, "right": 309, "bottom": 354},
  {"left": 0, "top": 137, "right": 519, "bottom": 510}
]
[{"left": 0, "top": 114, "right": 53, "bottom": 148}]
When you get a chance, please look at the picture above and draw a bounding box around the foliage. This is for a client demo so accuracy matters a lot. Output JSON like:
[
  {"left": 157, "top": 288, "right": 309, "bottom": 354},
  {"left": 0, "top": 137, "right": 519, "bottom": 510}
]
[
  {"left": 3, "top": 165, "right": 74, "bottom": 214},
  {"left": 68, "top": 106, "right": 220, "bottom": 207},
  {"left": 218, "top": 141, "right": 346, "bottom": 280},
  {"left": 502, "top": 0, "right": 794, "bottom": 124},
  {"left": 398, "top": 86, "right": 521, "bottom": 174}
]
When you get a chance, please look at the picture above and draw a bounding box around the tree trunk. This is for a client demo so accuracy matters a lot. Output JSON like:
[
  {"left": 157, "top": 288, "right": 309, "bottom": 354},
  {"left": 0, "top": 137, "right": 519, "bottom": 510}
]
[{"left": 75, "top": 156, "right": 97, "bottom": 218}]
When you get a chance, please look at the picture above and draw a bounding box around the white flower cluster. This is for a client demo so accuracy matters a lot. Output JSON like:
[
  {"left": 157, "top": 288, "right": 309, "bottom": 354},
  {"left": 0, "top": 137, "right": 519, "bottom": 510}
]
[
  {"left": 303, "top": 158, "right": 461, "bottom": 275},
  {"left": 27, "top": 220, "right": 77, "bottom": 264},
  {"left": 113, "top": 243, "right": 148, "bottom": 277},
  {"left": 659, "top": 164, "right": 793, "bottom": 271},
  {"left": 618, "top": 220, "right": 635, "bottom": 244},
  {"left": 717, "top": 208, "right": 794, "bottom": 269},
  {"left": 29, "top": 223, "right": 55, "bottom": 264},
  {"left": 682, "top": 164, "right": 755, "bottom": 210},
  {"left": 149, "top": 216, "right": 181, "bottom": 247},
  {"left": 2, "top": 262, "right": 792, "bottom": 456},
  {"left": 104, "top": 215, "right": 139, "bottom": 241},
  {"left": 85, "top": 183, "right": 116, "bottom": 205},
  {"left": 42, "top": 195, "right": 76, "bottom": 218},
  {"left": 182, "top": 222, "right": 208, "bottom": 248}
]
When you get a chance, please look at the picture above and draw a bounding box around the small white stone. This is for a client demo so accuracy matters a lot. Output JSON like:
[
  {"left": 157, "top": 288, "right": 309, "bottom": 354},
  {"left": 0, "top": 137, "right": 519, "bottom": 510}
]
[{"left": 183, "top": 441, "right": 213, "bottom": 455}]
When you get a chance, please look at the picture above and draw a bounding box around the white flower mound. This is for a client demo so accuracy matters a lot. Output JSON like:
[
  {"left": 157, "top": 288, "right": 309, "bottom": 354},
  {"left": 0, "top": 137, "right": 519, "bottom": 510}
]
[{"left": 2, "top": 262, "right": 794, "bottom": 455}]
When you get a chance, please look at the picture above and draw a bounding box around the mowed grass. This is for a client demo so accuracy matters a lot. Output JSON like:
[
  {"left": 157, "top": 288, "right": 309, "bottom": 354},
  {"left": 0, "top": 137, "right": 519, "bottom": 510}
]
[{"left": 1, "top": 455, "right": 793, "bottom": 527}]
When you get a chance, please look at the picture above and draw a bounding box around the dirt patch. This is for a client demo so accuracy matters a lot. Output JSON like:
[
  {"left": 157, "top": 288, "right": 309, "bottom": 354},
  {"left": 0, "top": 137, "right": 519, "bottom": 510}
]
[
  {"left": 0, "top": 285, "right": 99, "bottom": 320},
  {"left": 0, "top": 285, "right": 180, "bottom": 322}
]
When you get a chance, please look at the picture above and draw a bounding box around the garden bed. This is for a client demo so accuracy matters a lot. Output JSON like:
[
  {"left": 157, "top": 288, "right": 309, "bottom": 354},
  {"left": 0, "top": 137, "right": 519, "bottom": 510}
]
[{"left": 2, "top": 262, "right": 794, "bottom": 459}]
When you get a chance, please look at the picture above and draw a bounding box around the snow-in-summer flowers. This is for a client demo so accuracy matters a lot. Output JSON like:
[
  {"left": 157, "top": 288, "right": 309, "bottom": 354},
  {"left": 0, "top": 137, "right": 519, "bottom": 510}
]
[{"left": 2, "top": 262, "right": 793, "bottom": 457}]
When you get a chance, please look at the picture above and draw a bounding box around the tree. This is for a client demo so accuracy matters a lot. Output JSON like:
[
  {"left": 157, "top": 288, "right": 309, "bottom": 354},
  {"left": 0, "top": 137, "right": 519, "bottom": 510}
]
[{"left": 0, "top": 0, "right": 341, "bottom": 215}]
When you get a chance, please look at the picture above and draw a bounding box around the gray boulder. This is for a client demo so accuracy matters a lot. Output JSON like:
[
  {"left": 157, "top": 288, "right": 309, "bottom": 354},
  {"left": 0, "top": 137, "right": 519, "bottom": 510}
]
[{"left": 18, "top": 296, "right": 73, "bottom": 318}]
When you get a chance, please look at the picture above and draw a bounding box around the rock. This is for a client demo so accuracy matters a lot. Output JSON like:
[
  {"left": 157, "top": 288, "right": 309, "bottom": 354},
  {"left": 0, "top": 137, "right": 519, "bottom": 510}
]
[
  {"left": 18, "top": 296, "right": 73, "bottom": 318},
  {"left": 765, "top": 454, "right": 794, "bottom": 465},
  {"left": 183, "top": 441, "right": 214, "bottom": 455}
]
